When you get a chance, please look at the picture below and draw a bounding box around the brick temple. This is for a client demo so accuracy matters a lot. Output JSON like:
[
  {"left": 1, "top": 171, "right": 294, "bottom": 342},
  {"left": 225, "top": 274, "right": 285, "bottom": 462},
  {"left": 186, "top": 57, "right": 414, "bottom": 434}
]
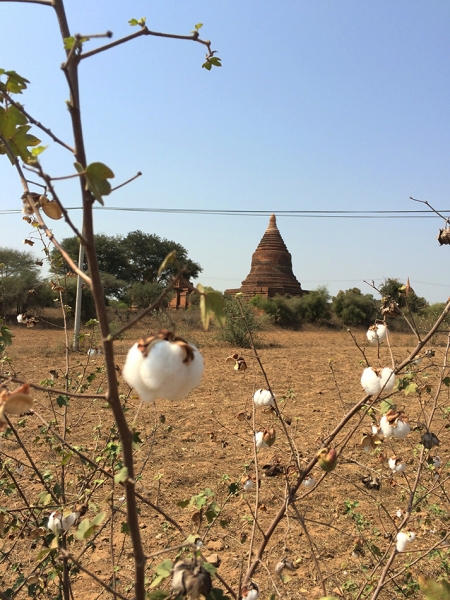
[{"left": 226, "top": 214, "right": 306, "bottom": 299}]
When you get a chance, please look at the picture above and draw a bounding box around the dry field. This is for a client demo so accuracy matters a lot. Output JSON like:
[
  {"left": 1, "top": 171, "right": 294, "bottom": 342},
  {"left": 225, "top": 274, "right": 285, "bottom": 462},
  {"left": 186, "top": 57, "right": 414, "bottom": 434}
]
[{"left": 1, "top": 318, "right": 449, "bottom": 599}]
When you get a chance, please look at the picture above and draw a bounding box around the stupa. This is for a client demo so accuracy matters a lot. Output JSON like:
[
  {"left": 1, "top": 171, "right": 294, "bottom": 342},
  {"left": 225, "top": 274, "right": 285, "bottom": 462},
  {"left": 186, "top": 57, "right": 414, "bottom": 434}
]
[{"left": 226, "top": 214, "right": 305, "bottom": 299}]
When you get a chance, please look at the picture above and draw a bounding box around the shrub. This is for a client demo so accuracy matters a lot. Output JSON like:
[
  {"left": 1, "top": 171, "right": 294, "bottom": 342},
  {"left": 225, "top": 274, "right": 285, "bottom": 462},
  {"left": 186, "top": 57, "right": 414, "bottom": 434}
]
[
  {"left": 250, "top": 294, "right": 300, "bottom": 328},
  {"left": 219, "top": 297, "right": 260, "bottom": 347},
  {"left": 295, "top": 286, "right": 331, "bottom": 323},
  {"left": 332, "top": 287, "right": 378, "bottom": 326}
]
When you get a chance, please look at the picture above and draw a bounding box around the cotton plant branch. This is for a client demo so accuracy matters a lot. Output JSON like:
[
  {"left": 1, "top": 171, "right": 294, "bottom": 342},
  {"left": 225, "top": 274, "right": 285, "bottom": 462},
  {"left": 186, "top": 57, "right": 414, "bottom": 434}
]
[
  {"left": 80, "top": 24, "right": 215, "bottom": 62},
  {"left": 0, "top": 374, "right": 106, "bottom": 399}
]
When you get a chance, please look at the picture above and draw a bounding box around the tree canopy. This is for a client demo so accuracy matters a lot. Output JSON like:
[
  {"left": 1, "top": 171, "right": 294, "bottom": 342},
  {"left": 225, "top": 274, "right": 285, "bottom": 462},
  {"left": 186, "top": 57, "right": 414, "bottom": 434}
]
[{"left": 50, "top": 231, "right": 202, "bottom": 303}]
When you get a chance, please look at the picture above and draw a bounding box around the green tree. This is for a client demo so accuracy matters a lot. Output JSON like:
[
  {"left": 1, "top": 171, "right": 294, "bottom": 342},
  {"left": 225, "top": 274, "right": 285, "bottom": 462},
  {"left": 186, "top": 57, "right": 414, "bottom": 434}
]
[
  {"left": 0, "top": 248, "right": 48, "bottom": 316},
  {"left": 379, "top": 278, "right": 428, "bottom": 313},
  {"left": 332, "top": 287, "right": 378, "bottom": 326},
  {"left": 295, "top": 286, "right": 331, "bottom": 323}
]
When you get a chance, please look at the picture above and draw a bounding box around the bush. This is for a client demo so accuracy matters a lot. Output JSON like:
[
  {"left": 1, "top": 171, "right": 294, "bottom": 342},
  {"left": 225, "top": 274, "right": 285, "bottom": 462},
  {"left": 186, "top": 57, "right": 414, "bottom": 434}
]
[
  {"left": 125, "top": 282, "right": 171, "bottom": 310},
  {"left": 250, "top": 294, "right": 300, "bottom": 328},
  {"left": 332, "top": 287, "right": 378, "bottom": 327},
  {"left": 295, "top": 286, "right": 331, "bottom": 323},
  {"left": 219, "top": 297, "right": 260, "bottom": 347}
]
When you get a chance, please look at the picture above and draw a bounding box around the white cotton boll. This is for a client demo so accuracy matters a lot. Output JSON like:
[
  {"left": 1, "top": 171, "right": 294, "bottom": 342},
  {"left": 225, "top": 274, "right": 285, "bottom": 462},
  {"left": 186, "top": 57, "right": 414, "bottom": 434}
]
[
  {"left": 380, "top": 415, "right": 395, "bottom": 439},
  {"left": 123, "top": 339, "right": 203, "bottom": 403},
  {"left": 396, "top": 509, "right": 403, "bottom": 518},
  {"left": 407, "top": 532, "right": 416, "bottom": 542},
  {"left": 255, "top": 431, "right": 268, "bottom": 449},
  {"left": 361, "top": 368, "right": 381, "bottom": 395},
  {"left": 388, "top": 457, "right": 397, "bottom": 471},
  {"left": 367, "top": 324, "right": 387, "bottom": 344},
  {"left": 396, "top": 532, "right": 408, "bottom": 552},
  {"left": 393, "top": 419, "right": 410, "bottom": 440},
  {"left": 243, "top": 479, "right": 254, "bottom": 491},
  {"left": 61, "top": 511, "right": 79, "bottom": 531},
  {"left": 139, "top": 340, "right": 203, "bottom": 402},
  {"left": 302, "top": 476, "right": 315, "bottom": 488},
  {"left": 253, "top": 389, "right": 275, "bottom": 407},
  {"left": 17, "top": 314, "right": 25, "bottom": 324},
  {"left": 242, "top": 590, "right": 259, "bottom": 600},
  {"left": 48, "top": 511, "right": 62, "bottom": 534},
  {"left": 380, "top": 368, "right": 395, "bottom": 394}
]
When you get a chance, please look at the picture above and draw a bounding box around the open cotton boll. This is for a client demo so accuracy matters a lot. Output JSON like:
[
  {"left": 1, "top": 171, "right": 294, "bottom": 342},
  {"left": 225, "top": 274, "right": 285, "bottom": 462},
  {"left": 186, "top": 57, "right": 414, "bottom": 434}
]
[
  {"left": 389, "top": 457, "right": 406, "bottom": 473},
  {"left": 396, "top": 532, "right": 408, "bottom": 552},
  {"left": 255, "top": 431, "right": 268, "bottom": 449},
  {"left": 380, "top": 368, "right": 395, "bottom": 393},
  {"left": 61, "top": 511, "right": 80, "bottom": 531},
  {"left": 123, "top": 333, "right": 204, "bottom": 403},
  {"left": 367, "top": 323, "right": 387, "bottom": 344},
  {"left": 302, "top": 476, "right": 315, "bottom": 488},
  {"left": 361, "top": 367, "right": 381, "bottom": 395},
  {"left": 380, "top": 415, "right": 395, "bottom": 439},
  {"left": 253, "top": 389, "right": 275, "bottom": 407},
  {"left": 393, "top": 418, "right": 410, "bottom": 440},
  {"left": 48, "top": 511, "right": 62, "bottom": 534}
]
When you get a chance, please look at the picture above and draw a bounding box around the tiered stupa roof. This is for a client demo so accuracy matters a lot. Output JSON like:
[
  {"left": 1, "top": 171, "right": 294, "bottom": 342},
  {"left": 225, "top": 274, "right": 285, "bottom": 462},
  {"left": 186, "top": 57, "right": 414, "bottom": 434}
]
[{"left": 226, "top": 214, "right": 305, "bottom": 298}]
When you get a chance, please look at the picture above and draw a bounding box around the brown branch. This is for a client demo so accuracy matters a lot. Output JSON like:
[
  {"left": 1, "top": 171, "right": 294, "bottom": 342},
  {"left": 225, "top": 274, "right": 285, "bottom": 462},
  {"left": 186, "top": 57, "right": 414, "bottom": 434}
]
[{"left": 0, "top": 374, "right": 106, "bottom": 399}]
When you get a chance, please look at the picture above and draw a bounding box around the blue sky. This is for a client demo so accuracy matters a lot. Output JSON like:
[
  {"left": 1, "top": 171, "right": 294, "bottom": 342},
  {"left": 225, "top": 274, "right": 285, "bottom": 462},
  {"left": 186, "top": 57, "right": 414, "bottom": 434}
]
[{"left": 1, "top": 1, "right": 450, "bottom": 303}]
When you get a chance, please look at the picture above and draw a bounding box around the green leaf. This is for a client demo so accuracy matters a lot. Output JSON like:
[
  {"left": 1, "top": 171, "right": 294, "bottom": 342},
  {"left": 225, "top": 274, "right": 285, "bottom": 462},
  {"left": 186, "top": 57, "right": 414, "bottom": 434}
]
[
  {"left": 0, "top": 325, "right": 14, "bottom": 347},
  {"left": 158, "top": 250, "right": 177, "bottom": 277},
  {"left": 194, "top": 23, "right": 203, "bottom": 30},
  {"left": 146, "top": 592, "right": 170, "bottom": 600},
  {"left": 202, "top": 562, "right": 217, "bottom": 576},
  {"left": 176, "top": 499, "right": 190, "bottom": 509},
  {"left": 76, "top": 518, "right": 92, "bottom": 540},
  {"left": 206, "top": 589, "right": 231, "bottom": 600},
  {"left": 56, "top": 395, "right": 70, "bottom": 408},
  {"left": 379, "top": 400, "right": 395, "bottom": 415},
  {"left": 129, "top": 18, "right": 139, "bottom": 26},
  {"left": 442, "top": 377, "right": 450, "bottom": 387},
  {"left": 0, "top": 105, "right": 27, "bottom": 138},
  {"left": 85, "top": 162, "right": 115, "bottom": 205},
  {"left": 404, "top": 382, "right": 418, "bottom": 396},
  {"left": 0, "top": 124, "right": 40, "bottom": 163},
  {"left": 155, "top": 560, "right": 173, "bottom": 576},
  {"left": 120, "top": 521, "right": 130, "bottom": 535},
  {"left": 4, "top": 71, "right": 29, "bottom": 94},
  {"left": 202, "top": 61, "right": 212, "bottom": 71},
  {"left": 114, "top": 466, "right": 128, "bottom": 484},
  {"left": 418, "top": 575, "right": 450, "bottom": 600},
  {"left": 31, "top": 145, "right": 48, "bottom": 157},
  {"left": 91, "top": 511, "right": 106, "bottom": 526},
  {"left": 36, "top": 548, "right": 52, "bottom": 560},
  {"left": 198, "top": 285, "right": 226, "bottom": 330}
]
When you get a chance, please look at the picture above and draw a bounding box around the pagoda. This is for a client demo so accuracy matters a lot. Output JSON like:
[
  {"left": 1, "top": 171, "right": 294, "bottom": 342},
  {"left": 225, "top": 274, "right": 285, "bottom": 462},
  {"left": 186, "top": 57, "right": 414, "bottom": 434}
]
[{"left": 226, "top": 214, "right": 305, "bottom": 299}]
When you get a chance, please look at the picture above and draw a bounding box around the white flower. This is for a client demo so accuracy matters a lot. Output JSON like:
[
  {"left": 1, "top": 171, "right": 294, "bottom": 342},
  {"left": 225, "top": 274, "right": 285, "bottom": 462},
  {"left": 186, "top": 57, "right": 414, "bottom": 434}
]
[
  {"left": 367, "top": 323, "right": 387, "bottom": 344},
  {"left": 393, "top": 418, "right": 410, "bottom": 440},
  {"left": 255, "top": 431, "right": 268, "bottom": 449},
  {"left": 48, "top": 511, "right": 62, "bottom": 534},
  {"left": 302, "top": 476, "right": 315, "bottom": 488},
  {"left": 380, "top": 415, "right": 395, "bottom": 439},
  {"left": 123, "top": 332, "right": 204, "bottom": 403},
  {"left": 253, "top": 389, "right": 275, "bottom": 407},
  {"left": 361, "top": 367, "right": 381, "bottom": 395},
  {"left": 380, "top": 368, "right": 395, "bottom": 393}
]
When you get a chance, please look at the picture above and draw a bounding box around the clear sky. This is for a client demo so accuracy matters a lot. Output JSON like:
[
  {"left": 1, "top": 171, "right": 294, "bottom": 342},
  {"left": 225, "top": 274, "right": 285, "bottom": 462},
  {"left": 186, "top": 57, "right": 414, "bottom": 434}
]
[{"left": 1, "top": 1, "right": 450, "bottom": 303}]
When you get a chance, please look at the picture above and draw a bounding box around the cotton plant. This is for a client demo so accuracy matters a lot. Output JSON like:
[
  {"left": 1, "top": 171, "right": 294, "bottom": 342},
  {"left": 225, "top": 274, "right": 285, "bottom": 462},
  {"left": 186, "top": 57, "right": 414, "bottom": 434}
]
[
  {"left": 379, "top": 409, "right": 410, "bottom": 440},
  {"left": 253, "top": 388, "right": 275, "bottom": 407},
  {"left": 366, "top": 322, "right": 388, "bottom": 344},
  {"left": 123, "top": 330, "right": 204, "bottom": 403},
  {"left": 361, "top": 366, "right": 396, "bottom": 395}
]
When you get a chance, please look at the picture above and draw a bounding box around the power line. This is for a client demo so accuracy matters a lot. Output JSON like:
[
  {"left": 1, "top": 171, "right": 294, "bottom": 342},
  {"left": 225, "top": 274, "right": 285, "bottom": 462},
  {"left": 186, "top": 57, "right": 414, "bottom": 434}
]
[{"left": 2, "top": 207, "right": 450, "bottom": 218}]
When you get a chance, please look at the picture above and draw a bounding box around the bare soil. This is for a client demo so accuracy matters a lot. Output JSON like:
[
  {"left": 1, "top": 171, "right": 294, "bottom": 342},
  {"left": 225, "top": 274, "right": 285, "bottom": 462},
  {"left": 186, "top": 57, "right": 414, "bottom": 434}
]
[{"left": 1, "top": 318, "right": 449, "bottom": 599}]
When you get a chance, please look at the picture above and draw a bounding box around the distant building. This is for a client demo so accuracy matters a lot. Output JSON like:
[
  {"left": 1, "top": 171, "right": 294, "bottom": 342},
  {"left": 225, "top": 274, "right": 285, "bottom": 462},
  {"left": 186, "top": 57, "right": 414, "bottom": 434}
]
[{"left": 225, "top": 214, "right": 306, "bottom": 299}]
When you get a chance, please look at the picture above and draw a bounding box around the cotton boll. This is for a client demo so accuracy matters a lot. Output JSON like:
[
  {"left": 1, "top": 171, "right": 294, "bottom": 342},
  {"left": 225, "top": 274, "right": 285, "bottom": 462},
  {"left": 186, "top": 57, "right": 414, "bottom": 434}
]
[
  {"left": 48, "top": 511, "right": 62, "bottom": 534},
  {"left": 302, "top": 476, "right": 315, "bottom": 488},
  {"left": 361, "top": 368, "right": 381, "bottom": 395},
  {"left": 389, "top": 457, "right": 406, "bottom": 473},
  {"left": 123, "top": 343, "right": 154, "bottom": 402},
  {"left": 388, "top": 457, "right": 397, "bottom": 471},
  {"left": 243, "top": 479, "right": 254, "bottom": 491},
  {"left": 253, "top": 389, "right": 275, "bottom": 407},
  {"left": 61, "top": 511, "right": 79, "bottom": 531},
  {"left": 380, "top": 415, "right": 395, "bottom": 439},
  {"left": 255, "top": 431, "right": 268, "bottom": 449},
  {"left": 407, "top": 532, "right": 416, "bottom": 542},
  {"left": 396, "top": 532, "right": 408, "bottom": 552},
  {"left": 433, "top": 456, "right": 441, "bottom": 468},
  {"left": 372, "top": 424, "right": 380, "bottom": 435},
  {"left": 367, "top": 324, "right": 387, "bottom": 344},
  {"left": 393, "top": 419, "right": 410, "bottom": 440},
  {"left": 380, "top": 368, "right": 395, "bottom": 394}
]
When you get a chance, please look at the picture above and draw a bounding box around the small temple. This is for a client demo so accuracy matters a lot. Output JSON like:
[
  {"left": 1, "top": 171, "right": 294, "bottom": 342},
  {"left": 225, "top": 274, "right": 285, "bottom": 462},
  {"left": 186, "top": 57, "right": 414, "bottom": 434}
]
[{"left": 225, "top": 214, "right": 306, "bottom": 299}]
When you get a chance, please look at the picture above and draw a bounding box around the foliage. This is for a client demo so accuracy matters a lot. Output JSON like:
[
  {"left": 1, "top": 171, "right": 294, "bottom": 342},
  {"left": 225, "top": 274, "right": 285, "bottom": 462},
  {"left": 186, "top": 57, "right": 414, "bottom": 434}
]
[
  {"left": 379, "top": 278, "right": 428, "bottom": 313},
  {"left": 0, "top": 247, "right": 50, "bottom": 316},
  {"left": 332, "top": 287, "right": 378, "bottom": 326},
  {"left": 250, "top": 294, "right": 300, "bottom": 328},
  {"left": 295, "top": 286, "right": 332, "bottom": 323},
  {"left": 124, "top": 281, "right": 170, "bottom": 310},
  {"left": 219, "top": 296, "right": 260, "bottom": 347}
]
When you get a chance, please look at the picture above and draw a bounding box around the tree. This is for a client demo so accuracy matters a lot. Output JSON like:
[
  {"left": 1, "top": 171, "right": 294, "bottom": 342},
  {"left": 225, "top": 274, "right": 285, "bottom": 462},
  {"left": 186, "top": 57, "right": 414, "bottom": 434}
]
[
  {"left": 332, "top": 287, "right": 378, "bottom": 326},
  {"left": 295, "top": 286, "right": 331, "bottom": 323},
  {"left": 379, "top": 278, "right": 428, "bottom": 313},
  {"left": 0, "top": 247, "right": 48, "bottom": 316}
]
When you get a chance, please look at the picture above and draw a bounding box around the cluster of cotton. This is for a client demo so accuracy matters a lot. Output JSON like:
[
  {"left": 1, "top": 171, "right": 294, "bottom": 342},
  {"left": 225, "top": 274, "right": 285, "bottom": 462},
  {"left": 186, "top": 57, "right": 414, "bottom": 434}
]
[
  {"left": 255, "top": 428, "right": 276, "bottom": 449},
  {"left": 253, "top": 389, "right": 275, "bottom": 407},
  {"left": 396, "top": 531, "right": 416, "bottom": 552},
  {"left": 0, "top": 383, "right": 34, "bottom": 431},
  {"left": 123, "top": 330, "right": 204, "bottom": 403},
  {"left": 389, "top": 456, "right": 406, "bottom": 473},
  {"left": 48, "top": 509, "right": 80, "bottom": 534},
  {"left": 366, "top": 323, "right": 387, "bottom": 344},
  {"left": 361, "top": 367, "right": 395, "bottom": 395},
  {"left": 380, "top": 409, "right": 410, "bottom": 440}
]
